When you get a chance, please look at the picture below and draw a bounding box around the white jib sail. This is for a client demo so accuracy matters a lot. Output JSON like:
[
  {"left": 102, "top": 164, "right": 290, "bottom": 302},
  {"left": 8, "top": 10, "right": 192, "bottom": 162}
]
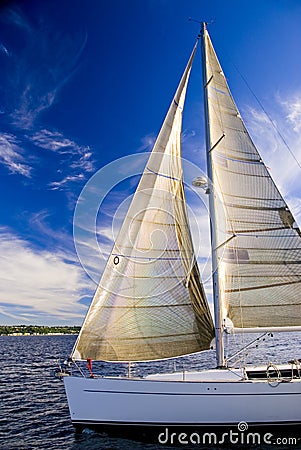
[{"left": 72, "top": 42, "right": 214, "bottom": 362}]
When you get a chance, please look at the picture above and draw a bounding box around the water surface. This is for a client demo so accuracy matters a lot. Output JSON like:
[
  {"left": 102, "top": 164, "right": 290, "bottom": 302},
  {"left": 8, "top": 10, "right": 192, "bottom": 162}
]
[{"left": 1, "top": 334, "right": 301, "bottom": 449}]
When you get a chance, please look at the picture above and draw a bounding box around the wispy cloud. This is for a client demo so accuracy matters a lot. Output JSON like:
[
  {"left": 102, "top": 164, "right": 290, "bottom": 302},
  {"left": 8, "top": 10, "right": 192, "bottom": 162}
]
[
  {"left": 0, "top": 128, "right": 96, "bottom": 190},
  {"left": 136, "top": 133, "right": 156, "bottom": 152},
  {"left": 245, "top": 93, "right": 301, "bottom": 217},
  {"left": 3, "top": 7, "right": 32, "bottom": 33},
  {"left": 0, "top": 228, "right": 93, "bottom": 324},
  {"left": 0, "top": 6, "right": 93, "bottom": 187},
  {"left": 279, "top": 92, "right": 301, "bottom": 133},
  {"left": 29, "top": 209, "right": 75, "bottom": 251},
  {"left": 0, "top": 7, "right": 87, "bottom": 130},
  {"left": 49, "top": 174, "right": 86, "bottom": 190},
  {"left": 30, "top": 128, "right": 95, "bottom": 187},
  {"left": 71, "top": 151, "right": 94, "bottom": 173},
  {"left": 0, "top": 43, "right": 9, "bottom": 56},
  {"left": 0, "top": 133, "right": 31, "bottom": 177},
  {"left": 30, "top": 129, "right": 86, "bottom": 154},
  {"left": 0, "top": 127, "right": 95, "bottom": 182}
]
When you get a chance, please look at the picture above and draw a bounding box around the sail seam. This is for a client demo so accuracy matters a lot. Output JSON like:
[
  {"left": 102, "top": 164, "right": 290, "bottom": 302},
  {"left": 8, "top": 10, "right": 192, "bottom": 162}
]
[
  {"left": 227, "top": 226, "right": 294, "bottom": 233},
  {"left": 212, "top": 87, "right": 229, "bottom": 96},
  {"left": 146, "top": 166, "right": 181, "bottom": 182},
  {"left": 111, "top": 253, "right": 191, "bottom": 261},
  {"left": 100, "top": 332, "right": 200, "bottom": 340},
  {"left": 215, "top": 154, "right": 262, "bottom": 165},
  {"left": 173, "top": 99, "right": 183, "bottom": 110},
  {"left": 204, "top": 74, "right": 213, "bottom": 87},
  {"left": 102, "top": 304, "right": 192, "bottom": 308},
  {"left": 209, "top": 134, "right": 225, "bottom": 153},
  {"left": 216, "top": 167, "right": 269, "bottom": 177},
  {"left": 233, "top": 275, "right": 301, "bottom": 279},
  {"left": 222, "top": 193, "right": 282, "bottom": 201},
  {"left": 223, "top": 260, "right": 301, "bottom": 265},
  {"left": 226, "top": 279, "right": 301, "bottom": 292},
  {"left": 222, "top": 247, "right": 301, "bottom": 251},
  {"left": 224, "top": 204, "right": 289, "bottom": 211}
]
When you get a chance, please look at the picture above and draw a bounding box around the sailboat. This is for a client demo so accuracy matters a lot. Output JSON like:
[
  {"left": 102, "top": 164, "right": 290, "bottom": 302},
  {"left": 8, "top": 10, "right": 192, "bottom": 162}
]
[{"left": 63, "top": 23, "right": 301, "bottom": 429}]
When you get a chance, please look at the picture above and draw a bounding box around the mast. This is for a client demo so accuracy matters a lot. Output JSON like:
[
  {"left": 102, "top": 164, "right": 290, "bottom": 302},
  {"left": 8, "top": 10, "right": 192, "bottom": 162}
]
[{"left": 201, "top": 22, "right": 225, "bottom": 368}]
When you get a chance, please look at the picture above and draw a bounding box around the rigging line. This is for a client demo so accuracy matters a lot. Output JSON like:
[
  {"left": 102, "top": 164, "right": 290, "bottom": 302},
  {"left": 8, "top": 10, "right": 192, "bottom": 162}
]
[
  {"left": 215, "top": 233, "right": 236, "bottom": 251},
  {"left": 233, "top": 236, "right": 245, "bottom": 343},
  {"left": 232, "top": 62, "right": 301, "bottom": 171},
  {"left": 226, "top": 332, "right": 269, "bottom": 363}
]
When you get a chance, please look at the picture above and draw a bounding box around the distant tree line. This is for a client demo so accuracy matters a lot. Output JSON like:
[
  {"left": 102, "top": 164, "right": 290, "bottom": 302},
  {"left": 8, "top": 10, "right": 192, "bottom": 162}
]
[{"left": 0, "top": 325, "right": 80, "bottom": 335}]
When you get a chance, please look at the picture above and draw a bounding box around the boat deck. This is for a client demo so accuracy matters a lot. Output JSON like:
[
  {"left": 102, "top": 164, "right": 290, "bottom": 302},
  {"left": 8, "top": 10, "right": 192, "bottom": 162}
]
[
  {"left": 144, "top": 368, "right": 244, "bottom": 382},
  {"left": 143, "top": 364, "right": 299, "bottom": 382}
]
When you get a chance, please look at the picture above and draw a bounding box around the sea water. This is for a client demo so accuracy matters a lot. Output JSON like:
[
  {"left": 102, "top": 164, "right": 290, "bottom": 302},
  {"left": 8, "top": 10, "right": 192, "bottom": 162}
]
[{"left": 1, "top": 334, "right": 301, "bottom": 450}]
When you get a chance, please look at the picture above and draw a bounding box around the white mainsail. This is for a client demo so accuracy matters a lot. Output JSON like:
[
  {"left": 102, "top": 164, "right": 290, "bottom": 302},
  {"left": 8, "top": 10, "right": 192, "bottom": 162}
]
[
  {"left": 72, "top": 42, "right": 214, "bottom": 362},
  {"left": 202, "top": 27, "right": 301, "bottom": 329}
]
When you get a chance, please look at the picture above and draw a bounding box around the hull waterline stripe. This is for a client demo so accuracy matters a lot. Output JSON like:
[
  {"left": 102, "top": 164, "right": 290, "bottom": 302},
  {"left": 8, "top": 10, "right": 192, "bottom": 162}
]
[
  {"left": 83, "top": 389, "right": 301, "bottom": 397},
  {"left": 72, "top": 419, "right": 301, "bottom": 427}
]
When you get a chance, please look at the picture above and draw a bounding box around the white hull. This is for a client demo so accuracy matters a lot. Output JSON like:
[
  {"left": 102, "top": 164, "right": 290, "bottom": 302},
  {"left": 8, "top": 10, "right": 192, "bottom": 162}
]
[{"left": 64, "top": 368, "right": 301, "bottom": 427}]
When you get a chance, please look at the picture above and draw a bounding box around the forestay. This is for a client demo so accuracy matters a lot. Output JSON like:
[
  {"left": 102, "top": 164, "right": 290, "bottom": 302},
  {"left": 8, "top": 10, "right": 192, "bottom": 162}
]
[
  {"left": 202, "top": 28, "right": 301, "bottom": 329},
  {"left": 72, "top": 42, "right": 214, "bottom": 362}
]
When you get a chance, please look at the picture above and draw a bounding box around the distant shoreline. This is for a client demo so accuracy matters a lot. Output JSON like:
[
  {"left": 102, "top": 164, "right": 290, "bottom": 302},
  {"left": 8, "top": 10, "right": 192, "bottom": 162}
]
[
  {"left": 2, "top": 333, "right": 79, "bottom": 336},
  {"left": 0, "top": 325, "right": 80, "bottom": 336}
]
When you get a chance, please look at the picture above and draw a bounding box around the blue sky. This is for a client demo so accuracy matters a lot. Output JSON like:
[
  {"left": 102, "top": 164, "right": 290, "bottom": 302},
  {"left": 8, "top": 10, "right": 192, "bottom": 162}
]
[{"left": 1, "top": 0, "right": 301, "bottom": 325}]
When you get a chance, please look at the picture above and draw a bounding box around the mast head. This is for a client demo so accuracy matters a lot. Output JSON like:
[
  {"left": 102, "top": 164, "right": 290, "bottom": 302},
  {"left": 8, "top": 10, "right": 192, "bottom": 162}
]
[
  {"left": 202, "top": 20, "right": 215, "bottom": 34},
  {"left": 188, "top": 18, "right": 208, "bottom": 39}
]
